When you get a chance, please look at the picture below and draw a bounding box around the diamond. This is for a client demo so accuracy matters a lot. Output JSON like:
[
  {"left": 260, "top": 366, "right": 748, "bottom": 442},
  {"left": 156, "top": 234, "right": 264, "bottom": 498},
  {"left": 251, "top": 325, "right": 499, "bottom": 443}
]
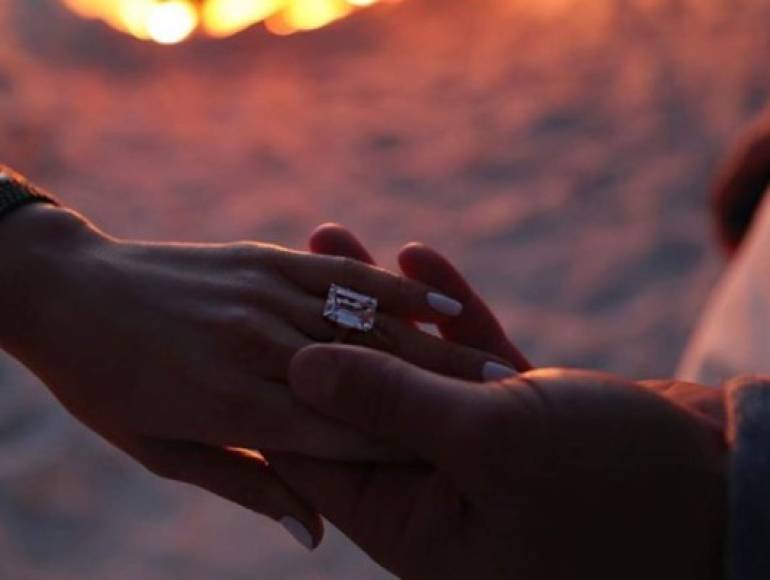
[{"left": 323, "top": 284, "right": 378, "bottom": 332}]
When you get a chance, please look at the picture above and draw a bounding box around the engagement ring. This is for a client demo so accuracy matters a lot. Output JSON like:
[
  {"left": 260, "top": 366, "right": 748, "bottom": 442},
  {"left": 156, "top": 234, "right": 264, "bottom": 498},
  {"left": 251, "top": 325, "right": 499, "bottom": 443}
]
[{"left": 323, "top": 284, "right": 378, "bottom": 332}]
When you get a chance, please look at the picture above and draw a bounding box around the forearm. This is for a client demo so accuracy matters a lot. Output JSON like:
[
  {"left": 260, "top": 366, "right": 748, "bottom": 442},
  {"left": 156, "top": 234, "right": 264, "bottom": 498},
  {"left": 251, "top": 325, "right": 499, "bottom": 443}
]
[{"left": 0, "top": 203, "right": 105, "bottom": 357}]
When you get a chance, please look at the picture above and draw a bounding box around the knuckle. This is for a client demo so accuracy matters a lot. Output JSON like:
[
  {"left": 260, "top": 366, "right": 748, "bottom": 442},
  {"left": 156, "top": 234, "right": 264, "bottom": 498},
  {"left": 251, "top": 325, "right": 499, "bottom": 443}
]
[
  {"left": 232, "top": 267, "right": 264, "bottom": 290},
  {"left": 335, "top": 255, "right": 363, "bottom": 286},
  {"left": 228, "top": 242, "right": 260, "bottom": 264},
  {"left": 228, "top": 243, "right": 275, "bottom": 269},
  {"left": 231, "top": 269, "right": 283, "bottom": 306},
  {"left": 220, "top": 306, "right": 259, "bottom": 338}
]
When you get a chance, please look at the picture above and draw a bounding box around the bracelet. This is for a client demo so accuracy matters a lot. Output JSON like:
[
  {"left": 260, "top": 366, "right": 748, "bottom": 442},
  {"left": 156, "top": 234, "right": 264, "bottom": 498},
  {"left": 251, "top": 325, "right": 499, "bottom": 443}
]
[{"left": 0, "top": 166, "right": 60, "bottom": 222}]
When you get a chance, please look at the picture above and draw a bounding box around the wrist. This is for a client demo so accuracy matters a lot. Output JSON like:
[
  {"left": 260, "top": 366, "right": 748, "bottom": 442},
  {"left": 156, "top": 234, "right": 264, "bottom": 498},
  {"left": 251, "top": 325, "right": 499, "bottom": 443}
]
[{"left": 0, "top": 204, "right": 110, "bottom": 354}]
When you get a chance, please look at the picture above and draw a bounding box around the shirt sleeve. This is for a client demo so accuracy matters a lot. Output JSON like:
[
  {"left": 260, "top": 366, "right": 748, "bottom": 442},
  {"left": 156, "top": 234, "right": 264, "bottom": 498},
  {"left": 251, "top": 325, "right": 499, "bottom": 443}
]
[
  {"left": 726, "top": 376, "right": 770, "bottom": 579},
  {"left": 677, "top": 189, "right": 770, "bottom": 387}
]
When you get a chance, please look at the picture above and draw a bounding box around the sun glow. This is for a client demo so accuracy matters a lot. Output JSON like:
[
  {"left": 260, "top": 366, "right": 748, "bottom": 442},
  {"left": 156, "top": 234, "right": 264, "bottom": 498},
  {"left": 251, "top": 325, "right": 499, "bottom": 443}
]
[
  {"left": 146, "top": 1, "right": 198, "bottom": 43},
  {"left": 62, "top": 0, "right": 401, "bottom": 44}
]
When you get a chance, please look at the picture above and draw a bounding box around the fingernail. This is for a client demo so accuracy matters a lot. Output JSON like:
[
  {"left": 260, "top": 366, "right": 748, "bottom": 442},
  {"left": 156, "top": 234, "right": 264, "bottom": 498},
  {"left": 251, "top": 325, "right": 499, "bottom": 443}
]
[
  {"left": 280, "top": 516, "right": 314, "bottom": 550},
  {"left": 427, "top": 292, "right": 463, "bottom": 316},
  {"left": 483, "top": 361, "right": 517, "bottom": 381}
]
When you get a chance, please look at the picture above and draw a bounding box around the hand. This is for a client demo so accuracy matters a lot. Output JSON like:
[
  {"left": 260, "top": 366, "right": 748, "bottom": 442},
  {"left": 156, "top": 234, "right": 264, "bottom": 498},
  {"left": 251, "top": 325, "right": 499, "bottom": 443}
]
[
  {"left": 272, "top": 345, "right": 726, "bottom": 579},
  {"left": 309, "top": 223, "right": 531, "bottom": 372},
  {"left": 0, "top": 203, "right": 514, "bottom": 543}
]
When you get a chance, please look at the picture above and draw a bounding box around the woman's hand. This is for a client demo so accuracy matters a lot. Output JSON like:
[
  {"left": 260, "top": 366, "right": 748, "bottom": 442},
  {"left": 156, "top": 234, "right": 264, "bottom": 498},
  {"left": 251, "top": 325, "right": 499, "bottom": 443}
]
[
  {"left": 272, "top": 345, "right": 727, "bottom": 579},
  {"left": 0, "top": 204, "right": 515, "bottom": 545}
]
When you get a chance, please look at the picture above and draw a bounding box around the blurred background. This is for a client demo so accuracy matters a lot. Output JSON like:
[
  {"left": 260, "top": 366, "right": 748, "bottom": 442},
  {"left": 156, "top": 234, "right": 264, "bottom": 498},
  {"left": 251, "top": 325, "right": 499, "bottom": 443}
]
[{"left": 0, "top": 0, "right": 769, "bottom": 577}]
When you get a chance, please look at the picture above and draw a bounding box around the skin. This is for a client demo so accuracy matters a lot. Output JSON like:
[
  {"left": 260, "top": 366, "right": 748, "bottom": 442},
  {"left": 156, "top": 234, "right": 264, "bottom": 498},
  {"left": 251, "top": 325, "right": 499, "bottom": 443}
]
[
  {"left": 0, "top": 203, "right": 515, "bottom": 542},
  {"left": 308, "top": 223, "right": 532, "bottom": 371},
  {"left": 269, "top": 226, "right": 727, "bottom": 578}
]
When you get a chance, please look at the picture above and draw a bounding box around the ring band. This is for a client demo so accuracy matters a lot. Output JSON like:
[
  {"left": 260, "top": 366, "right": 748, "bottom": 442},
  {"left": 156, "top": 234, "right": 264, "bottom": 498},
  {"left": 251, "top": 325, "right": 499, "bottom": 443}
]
[{"left": 323, "top": 284, "right": 378, "bottom": 333}]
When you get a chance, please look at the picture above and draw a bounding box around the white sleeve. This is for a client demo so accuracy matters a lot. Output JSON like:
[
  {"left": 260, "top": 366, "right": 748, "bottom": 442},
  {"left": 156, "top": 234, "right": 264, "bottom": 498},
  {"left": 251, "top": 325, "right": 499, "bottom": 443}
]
[{"left": 678, "top": 189, "right": 770, "bottom": 386}]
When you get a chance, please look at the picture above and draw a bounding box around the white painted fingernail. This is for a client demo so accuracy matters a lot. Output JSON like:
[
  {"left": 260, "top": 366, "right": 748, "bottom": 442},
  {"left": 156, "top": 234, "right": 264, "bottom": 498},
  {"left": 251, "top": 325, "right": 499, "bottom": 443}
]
[
  {"left": 483, "top": 361, "right": 517, "bottom": 381},
  {"left": 427, "top": 292, "right": 463, "bottom": 316},
  {"left": 280, "top": 516, "right": 314, "bottom": 550}
]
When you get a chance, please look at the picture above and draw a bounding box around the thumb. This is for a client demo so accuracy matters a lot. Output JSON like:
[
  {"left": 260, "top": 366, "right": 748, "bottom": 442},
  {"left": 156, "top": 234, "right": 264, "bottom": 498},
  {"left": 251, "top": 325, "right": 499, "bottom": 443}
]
[{"left": 289, "top": 344, "right": 483, "bottom": 472}]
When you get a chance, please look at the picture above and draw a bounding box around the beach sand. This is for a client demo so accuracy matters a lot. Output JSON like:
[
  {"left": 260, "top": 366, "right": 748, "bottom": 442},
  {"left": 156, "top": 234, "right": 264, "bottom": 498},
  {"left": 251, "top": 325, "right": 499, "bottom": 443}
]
[{"left": 0, "top": 0, "right": 768, "bottom": 577}]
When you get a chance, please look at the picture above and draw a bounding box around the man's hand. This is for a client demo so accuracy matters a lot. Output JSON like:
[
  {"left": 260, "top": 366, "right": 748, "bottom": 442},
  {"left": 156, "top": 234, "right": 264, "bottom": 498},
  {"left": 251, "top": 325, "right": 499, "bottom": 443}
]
[{"left": 273, "top": 345, "right": 726, "bottom": 579}]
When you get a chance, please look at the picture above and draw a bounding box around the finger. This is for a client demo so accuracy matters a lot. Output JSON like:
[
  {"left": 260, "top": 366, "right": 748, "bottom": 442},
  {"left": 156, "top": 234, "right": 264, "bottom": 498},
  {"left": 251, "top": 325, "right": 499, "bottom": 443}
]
[
  {"left": 269, "top": 453, "right": 443, "bottom": 574},
  {"left": 268, "top": 456, "right": 385, "bottom": 546},
  {"left": 289, "top": 344, "right": 487, "bottom": 477},
  {"left": 398, "top": 243, "right": 532, "bottom": 371},
  {"left": 184, "top": 378, "right": 407, "bottom": 461},
  {"left": 272, "top": 248, "right": 514, "bottom": 381},
  {"left": 269, "top": 455, "right": 375, "bottom": 538},
  {"left": 281, "top": 286, "right": 515, "bottom": 380},
  {"left": 347, "top": 314, "right": 517, "bottom": 381},
  {"left": 272, "top": 250, "right": 464, "bottom": 323},
  {"left": 308, "top": 224, "right": 420, "bottom": 330},
  {"left": 276, "top": 292, "right": 335, "bottom": 343},
  {"left": 309, "top": 223, "right": 376, "bottom": 264},
  {"left": 305, "top": 226, "right": 519, "bottom": 378},
  {"left": 128, "top": 437, "right": 323, "bottom": 550}
]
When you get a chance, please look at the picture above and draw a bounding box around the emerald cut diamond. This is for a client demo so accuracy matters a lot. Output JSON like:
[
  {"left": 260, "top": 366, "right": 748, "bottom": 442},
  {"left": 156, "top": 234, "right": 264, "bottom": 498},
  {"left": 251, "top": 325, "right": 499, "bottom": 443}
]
[{"left": 323, "top": 284, "right": 378, "bottom": 332}]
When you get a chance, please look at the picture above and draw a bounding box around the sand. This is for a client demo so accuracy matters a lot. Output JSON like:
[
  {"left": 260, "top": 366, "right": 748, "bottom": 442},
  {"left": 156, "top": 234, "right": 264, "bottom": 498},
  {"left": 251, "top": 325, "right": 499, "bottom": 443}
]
[{"left": 0, "top": 0, "right": 769, "bottom": 577}]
